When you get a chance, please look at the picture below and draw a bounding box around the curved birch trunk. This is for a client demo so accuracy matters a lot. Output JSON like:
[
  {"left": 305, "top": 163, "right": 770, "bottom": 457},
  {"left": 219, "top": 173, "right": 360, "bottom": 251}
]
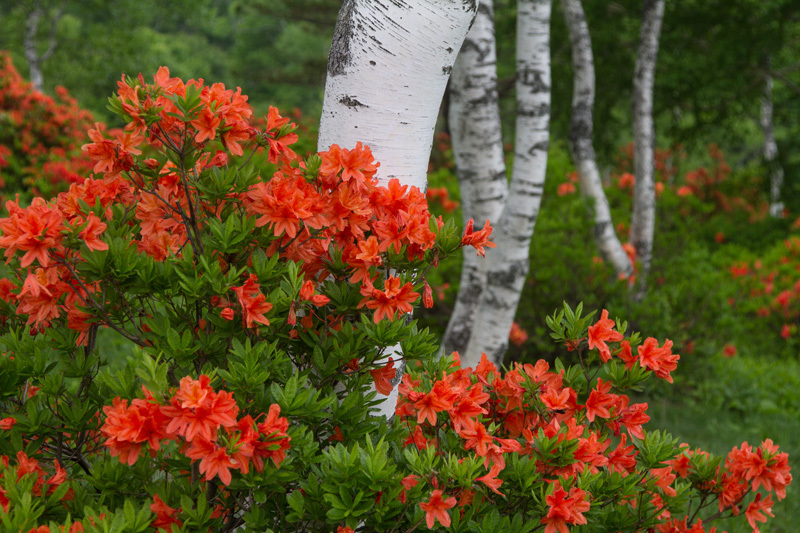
[
  {"left": 463, "top": 0, "right": 552, "bottom": 367},
  {"left": 319, "top": 0, "right": 477, "bottom": 191},
  {"left": 442, "top": 1, "right": 508, "bottom": 356},
  {"left": 762, "top": 55, "right": 785, "bottom": 218},
  {"left": 319, "top": 0, "right": 477, "bottom": 419},
  {"left": 629, "top": 0, "right": 664, "bottom": 298},
  {"left": 560, "top": 0, "right": 633, "bottom": 278}
]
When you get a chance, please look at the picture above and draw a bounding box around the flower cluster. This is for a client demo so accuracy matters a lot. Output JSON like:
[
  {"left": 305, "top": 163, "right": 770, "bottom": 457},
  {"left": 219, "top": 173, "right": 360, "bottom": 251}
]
[
  {"left": 0, "top": 452, "right": 71, "bottom": 513},
  {"left": 101, "top": 375, "right": 290, "bottom": 486},
  {"left": 392, "top": 306, "right": 790, "bottom": 533}
]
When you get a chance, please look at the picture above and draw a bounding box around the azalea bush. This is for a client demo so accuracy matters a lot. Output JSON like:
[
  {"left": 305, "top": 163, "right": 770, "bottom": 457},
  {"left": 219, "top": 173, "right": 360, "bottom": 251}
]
[
  {"left": 0, "top": 51, "right": 96, "bottom": 200},
  {"left": 0, "top": 68, "right": 792, "bottom": 533}
]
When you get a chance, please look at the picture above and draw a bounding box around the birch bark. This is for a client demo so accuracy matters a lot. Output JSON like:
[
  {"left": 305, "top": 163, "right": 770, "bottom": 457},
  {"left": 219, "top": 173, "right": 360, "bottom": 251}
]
[
  {"left": 24, "top": 0, "right": 63, "bottom": 93},
  {"left": 560, "top": 0, "right": 633, "bottom": 278},
  {"left": 442, "top": 1, "right": 508, "bottom": 356},
  {"left": 319, "top": 0, "right": 477, "bottom": 191},
  {"left": 319, "top": 0, "right": 477, "bottom": 418},
  {"left": 463, "top": 0, "right": 552, "bottom": 367},
  {"left": 761, "top": 55, "right": 785, "bottom": 218},
  {"left": 629, "top": 0, "right": 664, "bottom": 297}
]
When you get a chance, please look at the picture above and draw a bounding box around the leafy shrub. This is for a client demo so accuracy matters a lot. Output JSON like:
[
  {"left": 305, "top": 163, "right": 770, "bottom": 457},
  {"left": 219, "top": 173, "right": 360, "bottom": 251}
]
[{"left": 0, "top": 68, "right": 791, "bottom": 533}]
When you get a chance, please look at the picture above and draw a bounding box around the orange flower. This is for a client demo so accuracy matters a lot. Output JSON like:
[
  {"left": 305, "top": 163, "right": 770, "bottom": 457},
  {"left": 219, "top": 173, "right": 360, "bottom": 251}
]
[
  {"left": 587, "top": 309, "right": 623, "bottom": 362},
  {"left": 419, "top": 490, "right": 456, "bottom": 529},
  {"left": 78, "top": 213, "right": 108, "bottom": 251},
  {"left": 191, "top": 106, "right": 221, "bottom": 143},
  {"left": 151, "top": 494, "right": 182, "bottom": 532},
  {"left": 358, "top": 276, "right": 419, "bottom": 323},
  {"left": 370, "top": 357, "right": 397, "bottom": 396},
  {"left": 745, "top": 493, "right": 774, "bottom": 532},
  {"left": 541, "top": 483, "right": 591, "bottom": 533},
  {"left": 584, "top": 378, "right": 617, "bottom": 422},
  {"left": 557, "top": 182, "right": 576, "bottom": 196},
  {"left": 185, "top": 437, "right": 236, "bottom": 485},
  {"left": 461, "top": 218, "right": 497, "bottom": 257},
  {"left": 475, "top": 464, "right": 504, "bottom": 495},
  {"left": 232, "top": 274, "right": 273, "bottom": 328},
  {"left": 637, "top": 338, "right": 679, "bottom": 382}
]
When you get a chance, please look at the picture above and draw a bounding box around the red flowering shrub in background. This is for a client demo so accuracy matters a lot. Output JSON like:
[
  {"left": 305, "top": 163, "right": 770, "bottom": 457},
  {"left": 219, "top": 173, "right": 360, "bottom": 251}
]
[{"left": 0, "top": 51, "right": 96, "bottom": 199}]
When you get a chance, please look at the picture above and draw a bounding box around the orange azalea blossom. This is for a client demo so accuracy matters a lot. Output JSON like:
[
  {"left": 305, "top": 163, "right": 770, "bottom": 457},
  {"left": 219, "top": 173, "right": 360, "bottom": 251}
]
[
  {"left": 726, "top": 439, "right": 792, "bottom": 500},
  {"left": 461, "top": 218, "right": 496, "bottom": 257},
  {"left": 151, "top": 494, "right": 182, "bottom": 532},
  {"left": 0, "top": 197, "right": 64, "bottom": 268},
  {"left": 231, "top": 274, "right": 273, "bottom": 329},
  {"left": 419, "top": 489, "right": 457, "bottom": 529},
  {"left": 358, "top": 276, "right": 419, "bottom": 323},
  {"left": 299, "top": 280, "right": 330, "bottom": 307},
  {"left": 637, "top": 338, "right": 680, "bottom": 383},
  {"left": 163, "top": 375, "right": 239, "bottom": 443},
  {"left": 587, "top": 309, "right": 623, "bottom": 362},
  {"left": 509, "top": 321, "right": 529, "bottom": 346},
  {"left": 0, "top": 452, "right": 71, "bottom": 513},
  {"left": 541, "top": 483, "right": 591, "bottom": 533},
  {"left": 370, "top": 357, "right": 397, "bottom": 396},
  {"left": 101, "top": 377, "right": 290, "bottom": 486},
  {"left": 745, "top": 493, "right": 774, "bottom": 532},
  {"left": 101, "top": 389, "right": 171, "bottom": 465},
  {"left": 475, "top": 463, "right": 505, "bottom": 495},
  {"left": 583, "top": 378, "right": 618, "bottom": 422}
]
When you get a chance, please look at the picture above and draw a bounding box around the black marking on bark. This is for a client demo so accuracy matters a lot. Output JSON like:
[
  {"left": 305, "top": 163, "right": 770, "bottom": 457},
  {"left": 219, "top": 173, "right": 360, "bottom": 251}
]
[
  {"left": 459, "top": 38, "right": 492, "bottom": 64},
  {"left": 462, "top": 0, "right": 477, "bottom": 13},
  {"left": 593, "top": 220, "right": 612, "bottom": 240},
  {"left": 339, "top": 95, "right": 367, "bottom": 109},
  {"left": 569, "top": 103, "right": 594, "bottom": 159},
  {"left": 369, "top": 60, "right": 376, "bottom": 66},
  {"left": 328, "top": 0, "right": 357, "bottom": 77},
  {"left": 390, "top": 358, "right": 406, "bottom": 387},
  {"left": 476, "top": 193, "right": 506, "bottom": 203},
  {"left": 519, "top": 67, "right": 550, "bottom": 93},
  {"left": 442, "top": 65, "right": 453, "bottom": 75},
  {"left": 488, "top": 260, "right": 530, "bottom": 289},
  {"left": 527, "top": 140, "right": 549, "bottom": 156},
  {"left": 517, "top": 103, "right": 551, "bottom": 118},
  {"left": 467, "top": 86, "right": 499, "bottom": 107}
]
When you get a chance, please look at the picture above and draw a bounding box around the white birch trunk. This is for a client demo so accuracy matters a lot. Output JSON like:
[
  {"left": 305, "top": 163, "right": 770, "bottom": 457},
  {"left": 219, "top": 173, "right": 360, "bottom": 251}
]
[
  {"left": 319, "top": 0, "right": 477, "bottom": 419},
  {"left": 442, "top": 1, "right": 508, "bottom": 356},
  {"left": 24, "top": 0, "right": 62, "bottom": 93},
  {"left": 463, "top": 0, "right": 552, "bottom": 367},
  {"left": 560, "top": 0, "right": 633, "bottom": 278},
  {"left": 629, "top": 0, "right": 664, "bottom": 297},
  {"left": 319, "top": 0, "right": 477, "bottom": 192},
  {"left": 762, "top": 55, "right": 784, "bottom": 218}
]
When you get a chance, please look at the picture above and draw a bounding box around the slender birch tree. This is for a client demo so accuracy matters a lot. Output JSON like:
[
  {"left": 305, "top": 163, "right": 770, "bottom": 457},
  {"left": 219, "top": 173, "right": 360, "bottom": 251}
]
[
  {"left": 442, "top": 1, "right": 508, "bottom": 356},
  {"left": 560, "top": 0, "right": 633, "bottom": 279},
  {"left": 629, "top": 0, "right": 664, "bottom": 297},
  {"left": 761, "top": 55, "right": 785, "bottom": 218},
  {"left": 319, "top": 0, "right": 477, "bottom": 417},
  {"left": 462, "top": 0, "right": 552, "bottom": 367},
  {"left": 24, "top": 0, "right": 63, "bottom": 92}
]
